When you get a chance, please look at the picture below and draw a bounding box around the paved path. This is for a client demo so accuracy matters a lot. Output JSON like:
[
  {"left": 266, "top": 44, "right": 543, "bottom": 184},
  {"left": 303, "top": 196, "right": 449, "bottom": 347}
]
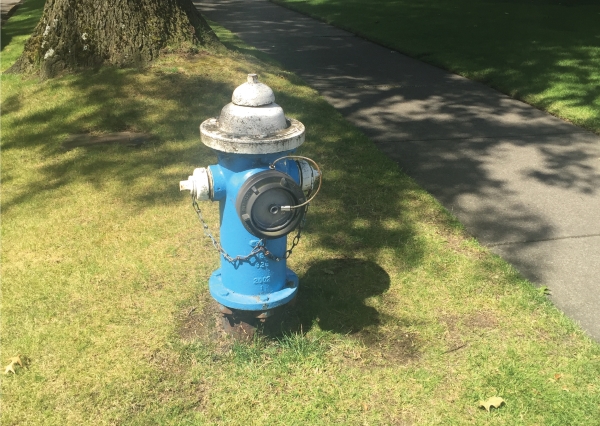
[
  {"left": 195, "top": 0, "right": 600, "bottom": 340},
  {"left": 1, "top": 0, "right": 22, "bottom": 23}
]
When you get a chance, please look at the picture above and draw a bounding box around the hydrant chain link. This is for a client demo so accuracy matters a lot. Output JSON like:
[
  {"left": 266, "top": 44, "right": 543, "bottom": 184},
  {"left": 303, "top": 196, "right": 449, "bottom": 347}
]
[
  {"left": 284, "top": 204, "right": 308, "bottom": 259},
  {"left": 192, "top": 197, "right": 267, "bottom": 263},
  {"left": 192, "top": 196, "right": 306, "bottom": 263}
]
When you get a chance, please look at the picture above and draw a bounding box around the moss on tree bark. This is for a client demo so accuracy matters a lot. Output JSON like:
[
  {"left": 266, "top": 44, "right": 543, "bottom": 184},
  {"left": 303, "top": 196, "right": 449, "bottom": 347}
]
[{"left": 9, "top": 0, "right": 219, "bottom": 77}]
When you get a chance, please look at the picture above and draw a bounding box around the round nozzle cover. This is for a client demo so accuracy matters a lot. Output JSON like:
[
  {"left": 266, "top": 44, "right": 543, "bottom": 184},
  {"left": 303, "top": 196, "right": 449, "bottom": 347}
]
[{"left": 236, "top": 170, "right": 306, "bottom": 239}]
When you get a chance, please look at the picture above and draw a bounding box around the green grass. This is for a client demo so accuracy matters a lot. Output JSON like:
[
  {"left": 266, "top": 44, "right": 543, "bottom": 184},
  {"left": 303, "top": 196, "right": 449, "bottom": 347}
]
[
  {"left": 2, "top": 1, "right": 600, "bottom": 424},
  {"left": 273, "top": 0, "right": 600, "bottom": 134}
]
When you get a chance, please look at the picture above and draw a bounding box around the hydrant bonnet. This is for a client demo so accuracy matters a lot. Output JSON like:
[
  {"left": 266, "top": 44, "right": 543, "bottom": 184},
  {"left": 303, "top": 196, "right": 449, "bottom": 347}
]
[{"left": 200, "top": 74, "right": 305, "bottom": 154}]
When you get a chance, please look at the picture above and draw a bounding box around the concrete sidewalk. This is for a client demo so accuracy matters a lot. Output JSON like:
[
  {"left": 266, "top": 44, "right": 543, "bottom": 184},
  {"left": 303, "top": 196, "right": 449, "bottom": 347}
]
[
  {"left": 1, "top": 0, "right": 22, "bottom": 23},
  {"left": 195, "top": 0, "right": 600, "bottom": 340}
]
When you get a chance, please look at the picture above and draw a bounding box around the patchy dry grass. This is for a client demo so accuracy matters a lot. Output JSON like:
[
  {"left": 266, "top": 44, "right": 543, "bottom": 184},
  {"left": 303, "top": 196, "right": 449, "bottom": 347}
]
[{"left": 2, "top": 2, "right": 600, "bottom": 425}]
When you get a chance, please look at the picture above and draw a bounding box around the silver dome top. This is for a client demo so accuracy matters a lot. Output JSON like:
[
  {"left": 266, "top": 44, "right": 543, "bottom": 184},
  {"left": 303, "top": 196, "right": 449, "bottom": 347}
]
[
  {"left": 231, "top": 74, "right": 275, "bottom": 107},
  {"left": 200, "top": 74, "right": 305, "bottom": 154}
]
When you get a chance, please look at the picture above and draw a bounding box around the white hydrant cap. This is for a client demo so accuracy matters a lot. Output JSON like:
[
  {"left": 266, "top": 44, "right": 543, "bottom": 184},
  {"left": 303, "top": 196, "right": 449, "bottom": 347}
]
[
  {"left": 200, "top": 74, "right": 305, "bottom": 154},
  {"left": 179, "top": 167, "right": 211, "bottom": 200}
]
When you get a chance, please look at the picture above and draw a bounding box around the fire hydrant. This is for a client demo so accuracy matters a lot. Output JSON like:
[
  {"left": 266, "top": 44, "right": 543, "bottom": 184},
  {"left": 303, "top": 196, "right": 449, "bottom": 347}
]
[{"left": 180, "top": 74, "right": 321, "bottom": 336}]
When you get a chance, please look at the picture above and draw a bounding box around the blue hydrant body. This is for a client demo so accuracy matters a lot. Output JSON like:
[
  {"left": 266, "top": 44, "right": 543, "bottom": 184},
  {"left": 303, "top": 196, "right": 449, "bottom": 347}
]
[
  {"left": 207, "top": 153, "right": 302, "bottom": 311},
  {"left": 180, "top": 75, "right": 320, "bottom": 325}
]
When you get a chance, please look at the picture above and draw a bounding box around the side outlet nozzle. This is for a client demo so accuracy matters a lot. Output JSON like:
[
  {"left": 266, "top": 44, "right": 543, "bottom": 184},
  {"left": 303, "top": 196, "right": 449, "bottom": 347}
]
[{"left": 179, "top": 167, "right": 212, "bottom": 201}]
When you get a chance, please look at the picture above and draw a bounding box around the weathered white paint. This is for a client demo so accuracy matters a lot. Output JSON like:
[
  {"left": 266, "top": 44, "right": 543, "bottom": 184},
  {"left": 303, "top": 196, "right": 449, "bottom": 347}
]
[
  {"left": 231, "top": 73, "right": 275, "bottom": 106},
  {"left": 201, "top": 118, "right": 305, "bottom": 154},
  {"left": 179, "top": 167, "right": 212, "bottom": 200},
  {"left": 200, "top": 74, "right": 305, "bottom": 154},
  {"left": 297, "top": 159, "right": 320, "bottom": 194},
  {"left": 218, "top": 103, "right": 287, "bottom": 136}
]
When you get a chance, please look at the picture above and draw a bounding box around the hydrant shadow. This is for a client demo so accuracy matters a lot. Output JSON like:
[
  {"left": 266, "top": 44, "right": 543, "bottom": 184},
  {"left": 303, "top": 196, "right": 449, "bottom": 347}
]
[{"left": 266, "top": 258, "right": 390, "bottom": 336}]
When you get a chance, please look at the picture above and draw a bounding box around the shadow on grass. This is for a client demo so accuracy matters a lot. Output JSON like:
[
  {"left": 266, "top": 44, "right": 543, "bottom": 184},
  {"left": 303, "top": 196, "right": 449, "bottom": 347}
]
[
  {"left": 256, "top": 258, "right": 422, "bottom": 360},
  {"left": 295, "top": 258, "right": 390, "bottom": 334},
  {"left": 1, "top": 65, "right": 228, "bottom": 207},
  {"left": 2, "top": 55, "right": 431, "bottom": 253}
]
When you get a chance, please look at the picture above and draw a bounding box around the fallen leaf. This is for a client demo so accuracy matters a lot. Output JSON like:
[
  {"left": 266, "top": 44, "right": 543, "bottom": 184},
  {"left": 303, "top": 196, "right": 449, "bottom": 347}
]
[
  {"left": 554, "top": 373, "right": 562, "bottom": 381},
  {"left": 4, "top": 363, "right": 16, "bottom": 375},
  {"left": 478, "top": 396, "right": 505, "bottom": 411},
  {"left": 10, "top": 356, "right": 22, "bottom": 367}
]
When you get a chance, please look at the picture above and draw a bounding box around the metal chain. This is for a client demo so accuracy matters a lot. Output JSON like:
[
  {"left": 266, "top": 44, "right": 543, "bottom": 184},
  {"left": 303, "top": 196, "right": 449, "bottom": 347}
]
[
  {"left": 191, "top": 196, "right": 307, "bottom": 263},
  {"left": 283, "top": 204, "right": 308, "bottom": 260}
]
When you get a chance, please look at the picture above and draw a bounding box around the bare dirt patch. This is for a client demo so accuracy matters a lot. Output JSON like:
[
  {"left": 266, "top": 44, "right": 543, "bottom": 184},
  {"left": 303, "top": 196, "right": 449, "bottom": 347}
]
[
  {"left": 178, "top": 297, "right": 228, "bottom": 345},
  {"left": 437, "top": 230, "right": 486, "bottom": 259},
  {"left": 356, "top": 328, "right": 421, "bottom": 365},
  {"left": 464, "top": 310, "right": 499, "bottom": 329},
  {"left": 439, "top": 310, "right": 499, "bottom": 352}
]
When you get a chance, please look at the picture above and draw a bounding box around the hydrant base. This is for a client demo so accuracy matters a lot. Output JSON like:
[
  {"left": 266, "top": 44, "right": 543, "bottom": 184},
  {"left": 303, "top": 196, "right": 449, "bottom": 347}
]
[{"left": 209, "top": 268, "right": 299, "bottom": 311}]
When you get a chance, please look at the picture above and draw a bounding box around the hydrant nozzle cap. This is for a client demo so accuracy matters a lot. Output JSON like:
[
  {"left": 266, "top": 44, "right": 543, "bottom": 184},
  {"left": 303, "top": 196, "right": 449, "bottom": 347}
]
[{"left": 231, "top": 74, "right": 275, "bottom": 107}]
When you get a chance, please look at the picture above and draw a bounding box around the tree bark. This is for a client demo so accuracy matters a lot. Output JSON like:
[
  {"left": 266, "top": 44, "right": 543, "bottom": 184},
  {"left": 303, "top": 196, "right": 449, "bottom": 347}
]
[{"left": 9, "top": 0, "right": 219, "bottom": 77}]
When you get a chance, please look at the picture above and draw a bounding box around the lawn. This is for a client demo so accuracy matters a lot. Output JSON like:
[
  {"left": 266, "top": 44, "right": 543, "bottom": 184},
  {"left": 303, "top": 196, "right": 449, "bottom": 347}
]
[
  {"left": 273, "top": 0, "right": 600, "bottom": 134},
  {"left": 1, "top": 1, "right": 600, "bottom": 424}
]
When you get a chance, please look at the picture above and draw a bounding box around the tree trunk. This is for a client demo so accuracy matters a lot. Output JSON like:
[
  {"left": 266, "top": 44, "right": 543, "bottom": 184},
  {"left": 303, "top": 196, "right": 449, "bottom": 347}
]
[{"left": 9, "top": 0, "right": 219, "bottom": 77}]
